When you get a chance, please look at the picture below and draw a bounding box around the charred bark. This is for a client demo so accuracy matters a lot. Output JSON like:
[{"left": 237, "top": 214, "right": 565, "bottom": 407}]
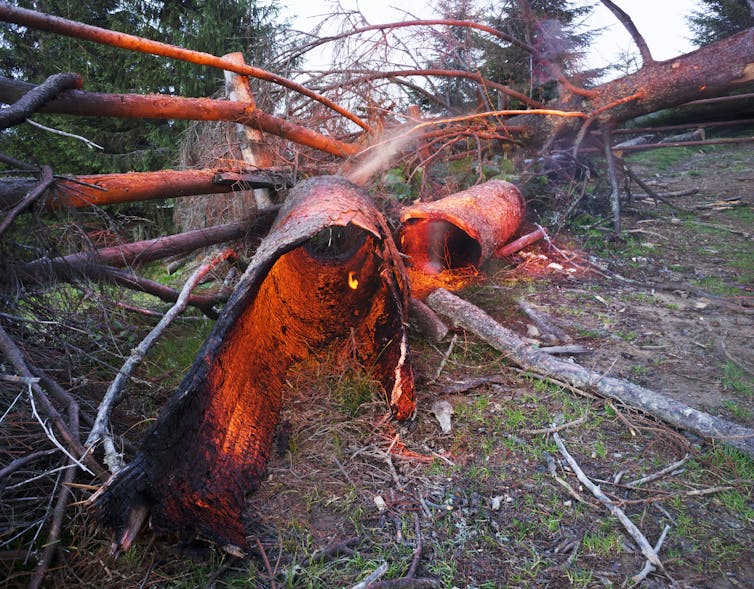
[{"left": 91, "top": 177, "right": 415, "bottom": 554}]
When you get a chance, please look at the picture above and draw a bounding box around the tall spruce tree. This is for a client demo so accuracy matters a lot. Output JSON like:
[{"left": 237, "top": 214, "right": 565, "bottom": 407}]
[
  {"left": 688, "top": 0, "right": 754, "bottom": 46},
  {"left": 481, "top": 0, "right": 595, "bottom": 105},
  {"left": 0, "top": 0, "right": 287, "bottom": 174}
]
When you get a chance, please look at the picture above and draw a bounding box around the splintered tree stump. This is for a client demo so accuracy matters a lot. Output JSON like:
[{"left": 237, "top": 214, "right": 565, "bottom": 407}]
[
  {"left": 397, "top": 180, "right": 525, "bottom": 296},
  {"left": 91, "top": 177, "right": 415, "bottom": 554}
]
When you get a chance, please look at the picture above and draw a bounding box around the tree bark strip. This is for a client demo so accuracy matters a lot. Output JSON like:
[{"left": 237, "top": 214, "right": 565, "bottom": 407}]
[{"left": 426, "top": 288, "right": 754, "bottom": 458}]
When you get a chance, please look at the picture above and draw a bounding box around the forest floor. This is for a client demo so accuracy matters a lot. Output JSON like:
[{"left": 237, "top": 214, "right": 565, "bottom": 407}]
[{"left": 2, "top": 144, "right": 753, "bottom": 588}]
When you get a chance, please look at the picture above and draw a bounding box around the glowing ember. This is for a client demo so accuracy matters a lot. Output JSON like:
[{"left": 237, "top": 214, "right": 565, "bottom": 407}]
[{"left": 348, "top": 271, "right": 359, "bottom": 289}]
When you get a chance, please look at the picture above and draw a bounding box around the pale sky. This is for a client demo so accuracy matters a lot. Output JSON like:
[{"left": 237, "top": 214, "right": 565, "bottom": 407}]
[{"left": 279, "top": 0, "right": 703, "bottom": 74}]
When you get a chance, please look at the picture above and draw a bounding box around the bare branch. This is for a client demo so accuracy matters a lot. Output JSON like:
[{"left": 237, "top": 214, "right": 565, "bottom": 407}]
[
  {"left": 0, "top": 165, "right": 52, "bottom": 239},
  {"left": 600, "top": 0, "right": 654, "bottom": 64},
  {"left": 0, "top": 3, "right": 370, "bottom": 132},
  {"left": 0, "top": 72, "right": 81, "bottom": 130}
]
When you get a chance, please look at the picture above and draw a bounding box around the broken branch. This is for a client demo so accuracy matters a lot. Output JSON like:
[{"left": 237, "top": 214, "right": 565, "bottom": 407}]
[{"left": 426, "top": 289, "right": 754, "bottom": 458}]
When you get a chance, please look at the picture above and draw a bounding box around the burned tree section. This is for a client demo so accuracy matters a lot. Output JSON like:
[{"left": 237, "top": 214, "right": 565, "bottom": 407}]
[{"left": 90, "top": 177, "right": 416, "bottom": 554}]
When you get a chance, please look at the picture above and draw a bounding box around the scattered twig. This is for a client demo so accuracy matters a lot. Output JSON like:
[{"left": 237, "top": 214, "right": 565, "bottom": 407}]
[
  {"left": 552, "top": 430, "right": 669, "bottom": 579},
  {"left": 25, "top": 118, "right": 103, "bottom": 150},
  {"left": 350, "top": 562, "right": 389, "bottom": 589},
  {"left": 85, "top": 249, "right": 236, "bottom": 472},
  {"left": 0, "top": 165, "right": 52, "bottom": 239},
  {"left": 630, "top": 524, "right": 670, "bottom": 586},
  {"left": 433, "top": 333, "right": 457, "bottom": 381},
  {"left": 626, "top": 455, "right": 691, "bottom": 488},
  {"left": 523, "top": 415, "right": 587, "bottom": 435},
  {"left": 544, "top": 452, "right": 596, "bottom": 508}
]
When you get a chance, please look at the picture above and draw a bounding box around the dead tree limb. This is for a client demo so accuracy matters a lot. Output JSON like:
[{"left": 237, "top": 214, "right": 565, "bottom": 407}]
[
  {"left": 0, "top": 72, "right": 81, "bottom": 130},
  {"left": 0, "top": 165, "right": 52, "bottom": 239},
  {"left": 86, "top": 249, "right": 237, "bottom": 473},
  {"left": 426, "top": 289, "right": 754, "bottom": 458},
  {"left": 21, "top": 213, "right": 276, "bottom": 271},
  {"left": 9, "top": 261, "right": 227, "bottom": 318},
  {"left": 603, "top": 126, "right": 622, "bottom": 233},
  {"left": 599, "top": 0, "right": 654, "bottom": 64},
  {"left": 0, "top": 76, "right": 359, "bottom": 158},
  {"left": 0, "top": 166, "right": 290, "bottom": 211},
  {"left": 0, "top": 4, "right": 370, "bottom": 131}
]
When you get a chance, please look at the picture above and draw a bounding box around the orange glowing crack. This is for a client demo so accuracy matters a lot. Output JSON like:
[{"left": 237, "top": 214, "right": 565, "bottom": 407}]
[{"left": 348, "top": 271, "right": 359, "bottom": 289}]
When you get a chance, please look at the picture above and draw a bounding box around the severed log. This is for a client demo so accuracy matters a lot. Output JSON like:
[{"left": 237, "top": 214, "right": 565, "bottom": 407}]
[
  {"left": 0, "top": 167, "right": 290, "bottom": 211},
  {"left": 90, "top": 176, "right": 416, "bottom": 554},
  {"left": 0, "top": 72, "right": 81, "bottom": 130},
  {"left": 397, "top": 180, "right": 525, "bottom": 297},
  {"left": 426, "top": 289, "right": 754, "bottom": 458}
]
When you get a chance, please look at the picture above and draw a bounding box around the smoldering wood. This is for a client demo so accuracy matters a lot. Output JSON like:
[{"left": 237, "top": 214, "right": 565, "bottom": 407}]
[
  {"left": 91, "top": 176, "right": 416, "bottom": 553},
  {"left": 426, "top": 288, "right": 754, "bottom": 458}
]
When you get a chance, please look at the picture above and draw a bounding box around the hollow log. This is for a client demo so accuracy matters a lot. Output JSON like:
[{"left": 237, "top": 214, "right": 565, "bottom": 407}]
[
  {"left": 397, "top": 180, "right": 525, "bottom": 297},
  {"left": 91, "top": 176, "right": 416, "bottom": 554}
]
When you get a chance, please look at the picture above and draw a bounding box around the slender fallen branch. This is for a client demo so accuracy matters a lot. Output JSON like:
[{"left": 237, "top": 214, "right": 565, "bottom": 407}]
[
  {"left": 426, "top": 289, "right": 754, "bottom": 458},
  {"left": 28, "top": 456, "right": 76, "bottom": 589},
  {"left": 626, "top": 455, "right": 691, "bottom": 488},
  {"left": 86, "top": 249, "right": 236, "bottom": 472},
  {"left": 0, "top": 4, "right": 370, "bottom": 131},
  {"left": 0, "top": 72, "right": 81, "bottom": 130},
  {"left": 0, "top": 165, "right": 52, "bottom": 239},
  {"left": 600, "top": 0, "right": 654, "bottom": 64},
  {"left": 552, "top": 430, "right": 667, "bottom": 575},
  {"left": 631, "top": 524, "right": 671, "bottom": 586}
]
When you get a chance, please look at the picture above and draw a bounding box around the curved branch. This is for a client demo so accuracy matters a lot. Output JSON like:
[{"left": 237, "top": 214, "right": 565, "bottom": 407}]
[
  {"left": 0, "top": 3, "right": 370, "bottom": 132},
  {"left": 320, "top": 68, "right": 544, "bottom": 109},
  {"left": 283, "top": 18, "right": 537, "bottom": 65},
  {"left": 0, "top": 72, "right": 81, "bottom": 130},
  {"left": 600, "top": 0, "right": 655, "bottom": 64}
]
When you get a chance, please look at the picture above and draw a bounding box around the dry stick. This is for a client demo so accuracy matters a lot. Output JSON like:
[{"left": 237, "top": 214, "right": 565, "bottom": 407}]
[
  {"left": 626, "top": 455, "right": 691, "bottom": 489},
  {"left": 85, "top": 250, "right": 235, "bottom": 473},
  {"left": 409, "top": 297, "right": 448, "bottom": 343},
  {"left": 0, "top": 72, "right": 81, "bottom": 130},
  {"left": 0, "top": 324, "right": 103, "bottom": 476},
  {"left": 551, "top": 430, "right": 669, "bottom": 579},
  {"left": 544, "top": 452, "right": 596, "bottom": 508},
  {"left": 425, "top": 289, "right": 754, "bottom": 459},
  {"left": 631, "top": 524, "right": 671, "bottom": 586},
  {"left": 603, "top": 126, "right": 622, "bottom": 234},
  {"left": 28, "top": 456, "right": 76, "bottom": 589},
  {"left": 0, "top": 165, "right": 52, "bottom": 239}
]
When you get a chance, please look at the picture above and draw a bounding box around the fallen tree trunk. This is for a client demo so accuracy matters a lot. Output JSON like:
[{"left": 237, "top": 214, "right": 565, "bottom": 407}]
[
  {"left": 91, "top": 176, "right": 416, "bottom": 554},
  {"left": 426, "top": 288, "right": 754, "bottom": 458},
  {"left": 0, "top": 167, "right": 290, "bottom": 210}
]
